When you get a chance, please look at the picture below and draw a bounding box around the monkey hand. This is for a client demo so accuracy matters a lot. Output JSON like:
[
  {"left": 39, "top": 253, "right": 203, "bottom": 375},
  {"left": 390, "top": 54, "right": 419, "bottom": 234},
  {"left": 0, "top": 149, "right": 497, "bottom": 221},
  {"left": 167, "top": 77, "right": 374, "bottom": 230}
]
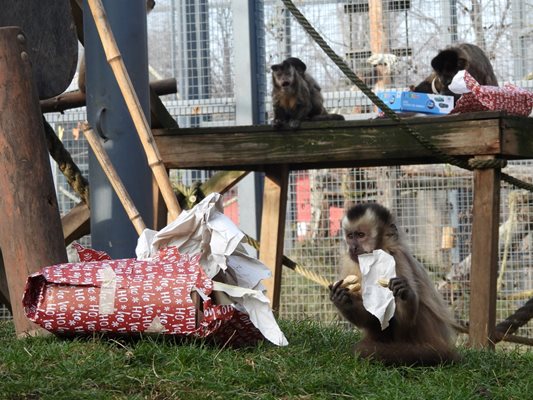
[
  {"left": 273, "top": 119, "right": 284, "bottom": 130},
  {"left": 388, "top": 277, "right": 414, "bottom": 301},
  {"left": 329, "top": 277, "right": 361, "bottom": 308},
  {"left": 340, "top": 274, "right": 361, "bottom": 294},
  {"left": 288, "top": 119, "right": 301, "bottom": 129}
]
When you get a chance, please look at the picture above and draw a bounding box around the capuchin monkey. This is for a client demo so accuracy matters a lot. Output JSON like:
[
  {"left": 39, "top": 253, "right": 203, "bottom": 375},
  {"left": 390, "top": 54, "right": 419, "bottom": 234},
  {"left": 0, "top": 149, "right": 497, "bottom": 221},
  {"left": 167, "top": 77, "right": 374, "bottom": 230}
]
[
  {"left": 77, "top": 0, "right": 155, "bottom": 93},
  {"left": 412, "top": 43, "right": 498, "bottom": 100},
  {"left": 330, "top": 203, "right": 461, "bottom": 366},
  {"left": 271, "top": 57, "right": 344, "bottom": 129}
]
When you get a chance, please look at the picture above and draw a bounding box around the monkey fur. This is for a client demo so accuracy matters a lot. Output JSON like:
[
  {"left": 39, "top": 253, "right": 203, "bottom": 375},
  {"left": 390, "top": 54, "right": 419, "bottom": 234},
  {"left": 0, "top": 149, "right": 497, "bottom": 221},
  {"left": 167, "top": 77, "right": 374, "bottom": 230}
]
[
  {"left": 77, "top": 0, "right": 155, "bottom": 93},
  {"left": 330, "top": 203, "right": 461, "bottom": 366},
  {"left": 270, "top": 57, "right": 344, "bottom": 129},
  {"left": 413, "top": 43, "right": 497, "bottom": 100}
]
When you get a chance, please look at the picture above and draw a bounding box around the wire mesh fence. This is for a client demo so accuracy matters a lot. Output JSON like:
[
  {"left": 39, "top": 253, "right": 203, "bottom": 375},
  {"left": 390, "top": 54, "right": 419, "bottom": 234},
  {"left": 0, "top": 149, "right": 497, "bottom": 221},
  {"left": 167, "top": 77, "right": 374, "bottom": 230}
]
[{"left": 3, "top": 0, "right": 533, "bottom": 341}]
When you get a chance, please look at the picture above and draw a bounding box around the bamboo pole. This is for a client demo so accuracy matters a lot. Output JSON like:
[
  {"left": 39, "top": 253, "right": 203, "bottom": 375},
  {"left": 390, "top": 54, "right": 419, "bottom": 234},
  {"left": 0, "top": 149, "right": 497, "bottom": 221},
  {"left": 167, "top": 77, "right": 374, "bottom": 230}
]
[
  {"left": 83, "top": 124, "right": 147, "bottom": 236},
  {"left": 86, "top": 0, "right": 181, "bottom": 221}
]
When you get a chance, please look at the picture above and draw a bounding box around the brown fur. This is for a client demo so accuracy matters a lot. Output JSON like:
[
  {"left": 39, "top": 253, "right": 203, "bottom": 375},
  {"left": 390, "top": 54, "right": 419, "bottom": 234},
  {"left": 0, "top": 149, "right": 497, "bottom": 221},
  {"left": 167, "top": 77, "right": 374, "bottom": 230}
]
[
  {"left": 330, "top": 203, "right": 461, "bottom": 366},
  {"left": 271, "top": 57, "right": 344, "bottom": 129}
]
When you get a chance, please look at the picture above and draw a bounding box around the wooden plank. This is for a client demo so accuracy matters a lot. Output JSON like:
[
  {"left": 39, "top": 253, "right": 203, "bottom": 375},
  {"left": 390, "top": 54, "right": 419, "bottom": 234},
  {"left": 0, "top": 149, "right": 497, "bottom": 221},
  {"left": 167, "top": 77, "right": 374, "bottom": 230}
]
[
  {"left": 154, "top": 112, "right": 533, "bottom": 170},
  {"left": 468, "top": 156, "right": 501, "bottom": 348},
  {"left": 201, "top": 171, "right": 249, "bottom": 196},
  {"left": 0, "top": 27, "right": 68, "bottom": 336},
  {"left": 259, "top": 165, "right": 289, "bottom": 313},
  {"left": 62, "top": 203, "right": 91, "bottom": 245}
]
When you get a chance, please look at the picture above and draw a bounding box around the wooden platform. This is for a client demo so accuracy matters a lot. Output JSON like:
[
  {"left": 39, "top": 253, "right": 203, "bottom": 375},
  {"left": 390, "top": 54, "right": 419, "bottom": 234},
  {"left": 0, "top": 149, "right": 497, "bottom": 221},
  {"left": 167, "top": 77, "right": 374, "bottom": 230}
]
[
  {"left": 154, "top": 111, "right": 533, "bottom": 348},
  {"left": 153, "top": 111, "right": 533, "bottom": 170}
]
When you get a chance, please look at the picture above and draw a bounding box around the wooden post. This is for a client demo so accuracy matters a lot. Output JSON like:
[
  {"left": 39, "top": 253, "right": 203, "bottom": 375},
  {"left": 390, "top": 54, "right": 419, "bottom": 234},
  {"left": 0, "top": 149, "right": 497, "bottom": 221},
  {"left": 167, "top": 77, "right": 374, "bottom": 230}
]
[
  {"left": 368, "top": 0, "right": 386, "bottom": 55},
  {"left": 468, "top": 156, "right": 501, "bottom": 348},
  {"left": 0, "top": 27, "right": 68, "bottom": 336},
  {"left": 259, "top": 165, "right": 289, "bottom": 313}
]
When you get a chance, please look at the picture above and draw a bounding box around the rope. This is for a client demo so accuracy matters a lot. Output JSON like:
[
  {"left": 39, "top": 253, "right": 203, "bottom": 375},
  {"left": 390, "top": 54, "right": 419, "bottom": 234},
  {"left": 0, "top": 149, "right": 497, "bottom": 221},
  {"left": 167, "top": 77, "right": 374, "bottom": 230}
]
[
  {"left": 280, "top": 0, "right": 533, "bottom": 192},
  {"left": 43, "top": 117, "right": 90, "bottom": 205},
  {"left": 245, "top": 234, "right": 331, "bottom": 288}
]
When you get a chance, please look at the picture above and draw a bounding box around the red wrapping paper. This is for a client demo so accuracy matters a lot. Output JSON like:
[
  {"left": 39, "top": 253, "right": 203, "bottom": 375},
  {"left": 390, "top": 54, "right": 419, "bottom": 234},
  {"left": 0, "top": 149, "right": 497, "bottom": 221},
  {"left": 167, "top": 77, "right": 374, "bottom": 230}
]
[
  {"left": 23, "top": 245, "right": 264, "bottom": 346},
  {"left": 451, "top": 71, "right": 533, "bottom": 116}
]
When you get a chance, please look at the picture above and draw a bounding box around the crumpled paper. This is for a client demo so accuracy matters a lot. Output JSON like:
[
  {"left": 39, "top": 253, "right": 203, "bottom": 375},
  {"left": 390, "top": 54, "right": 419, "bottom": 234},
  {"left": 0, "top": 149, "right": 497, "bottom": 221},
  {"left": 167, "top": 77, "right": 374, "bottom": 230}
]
[
  {"left": 359, "top": 249, "right": 396, "bottom": 330},
  {"left": 448, "top": 70, "right": 533, "bottom": 116},
  {"left": 135, "top": 192, "right": 288, "bottom": 346}
]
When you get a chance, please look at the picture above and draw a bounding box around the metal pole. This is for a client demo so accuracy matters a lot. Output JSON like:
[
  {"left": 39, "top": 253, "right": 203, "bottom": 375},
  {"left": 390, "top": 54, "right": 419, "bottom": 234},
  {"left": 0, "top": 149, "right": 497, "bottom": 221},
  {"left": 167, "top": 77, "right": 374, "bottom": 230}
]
[
  {"left": 233, "top": 0, "right": 266, "bottom": 246},
  {"left": 83, "top": 0, "right": 153, "bottom": 257}
]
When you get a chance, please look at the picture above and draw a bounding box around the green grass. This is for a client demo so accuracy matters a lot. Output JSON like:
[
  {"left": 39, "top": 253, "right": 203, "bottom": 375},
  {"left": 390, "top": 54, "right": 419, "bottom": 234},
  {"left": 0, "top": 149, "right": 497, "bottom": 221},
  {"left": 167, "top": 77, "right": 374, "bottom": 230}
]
[{"left": 1, "top": 319, "right": 532, "bottom": 400}]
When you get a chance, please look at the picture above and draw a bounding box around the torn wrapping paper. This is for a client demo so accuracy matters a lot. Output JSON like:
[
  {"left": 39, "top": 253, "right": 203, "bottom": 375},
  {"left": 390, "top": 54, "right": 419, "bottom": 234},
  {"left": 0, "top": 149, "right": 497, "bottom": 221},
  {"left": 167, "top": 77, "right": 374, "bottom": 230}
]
[
  {"left": 358, "top": 250, "right": 396, "bottom": 330},
  {"left": 449, "top": 70, "right": 533, "bottom": 116},
  {"left": 135, "top": 192, "right": 288, "bottom": 346},
  {"left": 23, "top": 245, "right": 266, "bottom": 346}
]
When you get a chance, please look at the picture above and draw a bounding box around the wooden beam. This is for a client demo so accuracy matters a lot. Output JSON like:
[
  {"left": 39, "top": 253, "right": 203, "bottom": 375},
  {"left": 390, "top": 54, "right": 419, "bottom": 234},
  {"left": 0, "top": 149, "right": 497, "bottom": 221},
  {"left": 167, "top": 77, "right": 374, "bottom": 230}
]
[
  {"left": 41, "top": 78, "right": 178, "bottom": 113},
  {"left": 201, "top": 171, "right": 249, "bottom": 196},
  {"left": 468, "top": 156, "right": 501, "bottom": 348},
  {"left": 62, "top": 202, "right": 91, "bottom": 245},
  {"left": 153, "top": 112, "right": 533, "bottom": 170},
  {"left": 0, "top": 27, "right": 68, "bottom": 336},
  {"left": 259, "top": 165, "right": 289, "bottom": 313}
]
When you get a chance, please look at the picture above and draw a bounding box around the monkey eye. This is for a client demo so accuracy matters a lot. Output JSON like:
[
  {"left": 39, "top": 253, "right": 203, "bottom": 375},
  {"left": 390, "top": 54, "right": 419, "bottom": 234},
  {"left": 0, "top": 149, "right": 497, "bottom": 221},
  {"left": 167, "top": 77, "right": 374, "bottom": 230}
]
[{"left": 356, "top": 232, "right": 365, "bottom": 238}]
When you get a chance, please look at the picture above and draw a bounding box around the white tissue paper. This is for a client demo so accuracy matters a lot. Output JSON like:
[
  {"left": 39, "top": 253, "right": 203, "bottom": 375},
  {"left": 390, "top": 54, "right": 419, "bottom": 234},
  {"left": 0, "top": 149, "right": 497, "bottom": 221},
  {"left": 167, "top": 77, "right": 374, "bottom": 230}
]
[
  {"left": 358, "top": 249, "right": 397, "bottom": 330},
  {"left": 448, "top": 70, "right": 470, "bottom": 95},
  {"left": 135, "top": 192, "right": 288, "bottom": 346}
]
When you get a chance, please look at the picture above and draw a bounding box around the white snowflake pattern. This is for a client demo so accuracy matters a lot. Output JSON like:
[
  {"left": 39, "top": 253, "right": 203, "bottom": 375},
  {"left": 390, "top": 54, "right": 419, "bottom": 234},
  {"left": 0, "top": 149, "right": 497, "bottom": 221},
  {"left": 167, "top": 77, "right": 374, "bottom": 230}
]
[
  {"left": 176, "top": 299, "right": 183, "bottom": 305},
  {"left": 89, "top": 296, "right": 96, "bottom": 302},
  {"left": 121, "top": 305, "right": 127, "bottom": 310},
  {"left": 112, "top": 321, "right": 119, "bottom": 327},
  {"left": 164, "top": 306, "right": 170, "bottom": 311},
  {"left": 155, "top": 286, "right": 163, "bottom": 292},
  {"left": 132, "top": 297, "right": 139, "bottom": 303},
  {"left": 69, "top": 320, "right": 77, "bottom": 326},
  {"left": 77, "top": 304, "right": 84, "bottom": 309}
]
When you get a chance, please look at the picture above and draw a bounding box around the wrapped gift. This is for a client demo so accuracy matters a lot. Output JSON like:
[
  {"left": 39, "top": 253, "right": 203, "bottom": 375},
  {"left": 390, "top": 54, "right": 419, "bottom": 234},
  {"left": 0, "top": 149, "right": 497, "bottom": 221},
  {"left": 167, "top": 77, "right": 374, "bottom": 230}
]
[
  {"left": 449, "top": 70, "right": 533, "bottom": 116},
  {"left": 23, "top": 245, "right": 265, "bottom": 346}
]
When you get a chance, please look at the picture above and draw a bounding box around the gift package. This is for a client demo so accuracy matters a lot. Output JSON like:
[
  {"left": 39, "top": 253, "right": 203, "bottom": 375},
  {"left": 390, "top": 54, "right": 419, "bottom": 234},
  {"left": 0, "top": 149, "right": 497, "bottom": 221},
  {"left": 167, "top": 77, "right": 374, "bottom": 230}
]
[{"left": 23, "top": 193, "right": 288, "bottom": 348}]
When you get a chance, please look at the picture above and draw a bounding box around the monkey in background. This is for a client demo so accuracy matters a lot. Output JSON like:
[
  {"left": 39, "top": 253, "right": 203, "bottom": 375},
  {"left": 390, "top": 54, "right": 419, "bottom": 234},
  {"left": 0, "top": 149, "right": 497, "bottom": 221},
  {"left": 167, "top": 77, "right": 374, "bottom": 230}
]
[
  {"left": 77, "top": 0, "right": 155, "bottom": 93},
  {"left": 271, "top": 57, "right": 344, "bottom": 129},
  {"left": 412, "top": 43, "right": 498, "bottom": 100},
  {"left": 330, "top": 203, "right": 461, "bottom": 366}
]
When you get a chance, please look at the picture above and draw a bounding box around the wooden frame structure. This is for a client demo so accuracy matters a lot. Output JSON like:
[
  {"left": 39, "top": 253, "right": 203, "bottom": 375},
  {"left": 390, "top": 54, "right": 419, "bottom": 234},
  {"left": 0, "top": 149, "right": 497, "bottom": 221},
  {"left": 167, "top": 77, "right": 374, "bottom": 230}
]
[{"left": 153, "top": 111, "right": 533, "bottom": 348}]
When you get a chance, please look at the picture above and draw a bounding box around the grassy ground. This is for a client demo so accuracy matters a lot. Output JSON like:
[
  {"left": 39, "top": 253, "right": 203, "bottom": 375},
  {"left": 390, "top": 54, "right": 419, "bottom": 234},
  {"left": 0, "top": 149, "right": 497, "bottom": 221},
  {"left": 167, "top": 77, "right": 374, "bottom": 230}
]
[{"left": 1, "top": 319, "right": 532, "bottom": 400}]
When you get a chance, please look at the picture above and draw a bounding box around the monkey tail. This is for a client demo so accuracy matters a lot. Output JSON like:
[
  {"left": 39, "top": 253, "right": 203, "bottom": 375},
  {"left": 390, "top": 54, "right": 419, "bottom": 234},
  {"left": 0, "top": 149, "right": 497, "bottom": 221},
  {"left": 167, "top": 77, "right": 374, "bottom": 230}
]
[{"left": 354, "top": 340, "right": 461, "bottom": 367}]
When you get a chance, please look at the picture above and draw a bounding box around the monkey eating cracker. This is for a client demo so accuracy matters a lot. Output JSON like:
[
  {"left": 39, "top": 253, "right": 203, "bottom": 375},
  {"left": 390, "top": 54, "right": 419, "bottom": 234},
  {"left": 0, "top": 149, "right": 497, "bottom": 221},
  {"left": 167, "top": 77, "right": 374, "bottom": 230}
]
[{"left": 329, "top": 203, "right": 461, "bottom": 366}]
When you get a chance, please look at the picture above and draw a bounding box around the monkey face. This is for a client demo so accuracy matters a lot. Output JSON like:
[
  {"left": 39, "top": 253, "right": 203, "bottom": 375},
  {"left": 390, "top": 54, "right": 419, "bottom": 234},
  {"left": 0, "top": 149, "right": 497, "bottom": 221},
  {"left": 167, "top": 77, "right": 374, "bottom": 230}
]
[
  {"left": 344, "top": 225, "right": 378, "bottom": 260},
  {"left": 271, "top": 64, "right": 298, "bottom": 92},
  {"left": 271, "top": 57, "right": 307, "bottom": 92},
  {"left": 431, "top": 49, "right": 469, "bottom": 96}
]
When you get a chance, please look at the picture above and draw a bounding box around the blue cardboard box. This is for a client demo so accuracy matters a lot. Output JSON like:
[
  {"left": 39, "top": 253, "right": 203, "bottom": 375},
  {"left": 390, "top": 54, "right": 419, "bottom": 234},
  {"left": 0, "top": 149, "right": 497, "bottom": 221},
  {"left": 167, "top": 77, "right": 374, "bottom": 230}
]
[
  {"left": 401, "top": 92, "right": 454, "bottom": 114},
  {"left": 377, "top": 91, "right": 402, "bottom": 111},
  {"left": 377, "top": 91, "right": 454, "bottom": 115}
]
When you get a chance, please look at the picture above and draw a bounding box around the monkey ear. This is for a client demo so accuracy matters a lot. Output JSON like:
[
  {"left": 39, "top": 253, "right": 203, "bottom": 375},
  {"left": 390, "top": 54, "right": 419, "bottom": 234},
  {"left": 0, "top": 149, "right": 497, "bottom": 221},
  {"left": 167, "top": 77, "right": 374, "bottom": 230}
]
[
  {"left": 431, "top": 49, "right": 459, "bottom": 72},
  {"left": 285, "top": 57, "right": 307, "bottom": 73},
  {"left": 387, "top": 223, "right": 399, "bottom": 239}
]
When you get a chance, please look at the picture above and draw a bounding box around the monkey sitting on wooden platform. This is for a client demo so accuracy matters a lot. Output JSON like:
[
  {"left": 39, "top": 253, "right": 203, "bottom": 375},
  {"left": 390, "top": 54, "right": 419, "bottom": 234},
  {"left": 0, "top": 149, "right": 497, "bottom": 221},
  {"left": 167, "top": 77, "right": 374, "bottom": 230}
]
[
  {"left": 330, "top": 203, "right": 461, "bottom": 366},
  {"left": 270, "top": 57, "right": 344, "bottom": 129}
]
